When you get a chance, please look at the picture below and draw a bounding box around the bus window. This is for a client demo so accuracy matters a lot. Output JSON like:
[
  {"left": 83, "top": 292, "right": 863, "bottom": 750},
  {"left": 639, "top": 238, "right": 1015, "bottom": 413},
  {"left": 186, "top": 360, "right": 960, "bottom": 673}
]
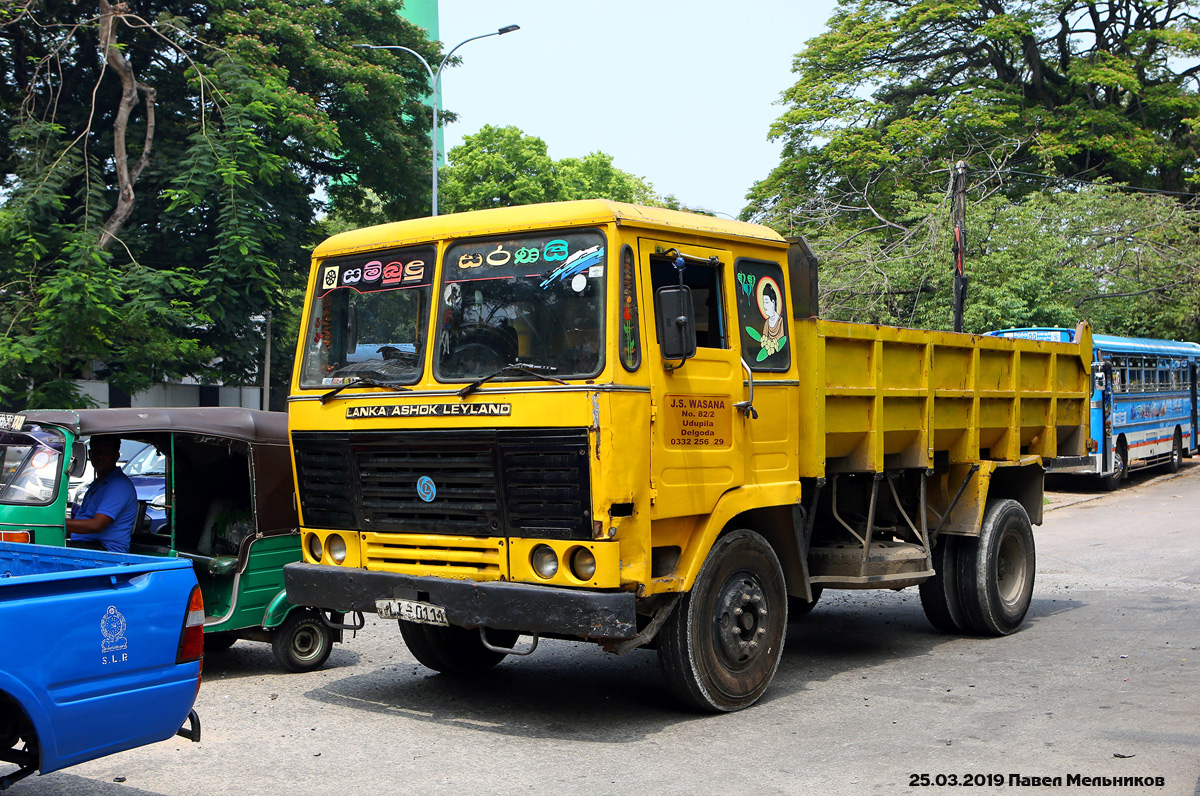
[{"left": 1127, "top": 358, "right": 1143, "bottom": 392}]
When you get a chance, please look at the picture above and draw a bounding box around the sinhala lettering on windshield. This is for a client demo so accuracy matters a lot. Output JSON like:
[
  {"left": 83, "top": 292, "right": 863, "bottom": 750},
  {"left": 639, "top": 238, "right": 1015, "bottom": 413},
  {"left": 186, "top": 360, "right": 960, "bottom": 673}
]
[
  {"left": 450, "top": 236, "right": 605, "bottom": 292},
  {"left": 318, "top": 247, "right": 434, "bottom": 297}
]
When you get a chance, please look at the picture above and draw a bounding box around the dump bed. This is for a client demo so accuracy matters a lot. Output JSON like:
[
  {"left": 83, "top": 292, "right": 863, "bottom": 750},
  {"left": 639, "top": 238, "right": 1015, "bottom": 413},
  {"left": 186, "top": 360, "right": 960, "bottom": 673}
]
[
  {"left": 0, "top": 542, "right": 201, "bottom": 777},
  {"left": 794, "top": 318, "right": 1091, "bottom": 529}
]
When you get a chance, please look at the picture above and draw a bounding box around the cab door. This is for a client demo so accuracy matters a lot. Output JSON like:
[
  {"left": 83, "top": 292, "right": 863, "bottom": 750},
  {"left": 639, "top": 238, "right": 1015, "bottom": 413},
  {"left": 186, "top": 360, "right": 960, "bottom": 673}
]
[{"left": 642, "top": 238, "right": 744, "bottom": 519}]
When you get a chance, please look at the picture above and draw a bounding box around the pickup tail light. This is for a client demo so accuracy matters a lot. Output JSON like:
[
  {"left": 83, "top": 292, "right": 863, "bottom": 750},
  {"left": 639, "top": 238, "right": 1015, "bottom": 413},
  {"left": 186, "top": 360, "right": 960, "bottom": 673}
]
[
  {"left": 0, "top": 531, "right": 30, "bottom": 543},
  {"left": 176, "top": 585, "right": 205, "bottom": 666}
]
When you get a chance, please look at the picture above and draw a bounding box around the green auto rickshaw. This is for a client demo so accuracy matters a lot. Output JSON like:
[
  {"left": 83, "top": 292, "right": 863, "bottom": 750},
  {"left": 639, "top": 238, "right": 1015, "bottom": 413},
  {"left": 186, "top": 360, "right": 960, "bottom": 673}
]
[{"left": 0, "top": 407, "right": 340, "bottom": 671}]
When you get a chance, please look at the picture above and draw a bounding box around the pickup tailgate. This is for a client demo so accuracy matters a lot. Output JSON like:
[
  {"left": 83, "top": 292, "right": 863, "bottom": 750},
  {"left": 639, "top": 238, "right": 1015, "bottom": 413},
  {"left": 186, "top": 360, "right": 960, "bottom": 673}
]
[{"left": 0, "top": 543, "right": 202, "bottom": 774}]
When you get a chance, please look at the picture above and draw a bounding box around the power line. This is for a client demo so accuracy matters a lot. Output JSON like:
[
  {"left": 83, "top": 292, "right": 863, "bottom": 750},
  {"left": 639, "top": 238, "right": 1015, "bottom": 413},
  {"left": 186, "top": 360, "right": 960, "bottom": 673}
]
[{"left": 1003, "top": 169, "right": 1200, "bottom": 198}]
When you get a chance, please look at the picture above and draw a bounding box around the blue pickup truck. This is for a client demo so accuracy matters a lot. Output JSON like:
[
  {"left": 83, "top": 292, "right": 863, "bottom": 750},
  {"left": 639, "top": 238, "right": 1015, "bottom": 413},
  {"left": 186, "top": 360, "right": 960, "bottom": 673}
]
[{"left": 0, "top": 542, "right": 203, "bottom": 789}]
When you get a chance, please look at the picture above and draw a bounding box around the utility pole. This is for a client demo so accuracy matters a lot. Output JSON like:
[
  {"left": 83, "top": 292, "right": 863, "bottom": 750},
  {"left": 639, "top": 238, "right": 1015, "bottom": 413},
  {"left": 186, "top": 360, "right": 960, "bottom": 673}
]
[
  {"left": 951, "top": 160, "right": 968, "bottom": 333},
  {"left": 262, "top": 310, "right": 272, "bottom": 411}
]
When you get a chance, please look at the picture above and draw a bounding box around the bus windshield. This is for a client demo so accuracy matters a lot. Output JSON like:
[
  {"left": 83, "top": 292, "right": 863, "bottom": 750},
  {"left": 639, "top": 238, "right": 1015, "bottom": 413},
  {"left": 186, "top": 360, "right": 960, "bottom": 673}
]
[
  {"left": 300, "top": 246, "right": 434, "bottom": 388},
  {"left": 434, "top": 230, "right": 606, "bottom": 381}
]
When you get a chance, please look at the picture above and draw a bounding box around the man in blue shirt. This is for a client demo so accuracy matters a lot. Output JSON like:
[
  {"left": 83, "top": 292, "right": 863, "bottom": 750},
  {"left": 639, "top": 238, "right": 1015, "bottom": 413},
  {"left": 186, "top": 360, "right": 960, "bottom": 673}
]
[{"left": 66, "top": 436, "right": 139, "bottom": 553}]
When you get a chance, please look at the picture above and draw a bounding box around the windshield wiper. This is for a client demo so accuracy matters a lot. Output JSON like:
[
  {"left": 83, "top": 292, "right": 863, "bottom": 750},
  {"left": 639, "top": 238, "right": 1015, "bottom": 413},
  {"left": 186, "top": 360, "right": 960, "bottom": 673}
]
[
  {"left": 458, "top": 363, "right": 566, "bottom": 398},
  {"left": 320, "top": 377, "right": 413, "bottom": 404}
]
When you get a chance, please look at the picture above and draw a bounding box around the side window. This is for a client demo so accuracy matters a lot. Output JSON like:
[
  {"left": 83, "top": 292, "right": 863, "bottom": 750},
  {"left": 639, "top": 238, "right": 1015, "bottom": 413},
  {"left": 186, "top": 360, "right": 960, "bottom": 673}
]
[
  {"left": 1110, "top": 356, "right": 1124, "bottom": 393},
  {"left": 619, "top": 245, "right": 641, "bottom": 371},
  {"left": 734, "top": 259, "right": 790, "bottom": 371},
  {"left": 1127, "top": 358, "right": 1142, "bottom": 393},
  {"left": 650, "top": 256, "right": 726, "bottom": 349}
]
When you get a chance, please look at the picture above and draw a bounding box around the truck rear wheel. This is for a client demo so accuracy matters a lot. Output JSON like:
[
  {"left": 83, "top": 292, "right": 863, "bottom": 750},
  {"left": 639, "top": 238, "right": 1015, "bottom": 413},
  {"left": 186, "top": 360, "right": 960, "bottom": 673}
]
[
  {"left": 399, "top": 621, "right": 518, "bottom": 675},
  {"left": 919, "top": 533, "right": 966, "bottom": 633},
  {"left": 956, "top": 499, "right": 1035, "bottom": 636},
  {"left": 271, "top": 609, "right": 333, "bottom": 672},
  {"left": 657, "top": 529, "right": 787, "bottom": 713}
]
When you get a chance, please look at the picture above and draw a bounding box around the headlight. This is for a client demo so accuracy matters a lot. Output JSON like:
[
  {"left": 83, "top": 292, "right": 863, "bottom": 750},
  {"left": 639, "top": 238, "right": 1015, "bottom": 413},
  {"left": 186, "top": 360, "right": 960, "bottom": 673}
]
[
  {"left": 149, "top": 491, "right": 167, "bottom": 510},
  {"left": 307, "top": 533, "right": 323, "bottom": 563},
  {"left": 531, "top": 544, "right": 558, "bottom": 578},
  {"left": 326, "top": 534, "right": 347, "bottom": 564},
  {"left": 570, "top": 547, "right": 597, "bottom": 581}
]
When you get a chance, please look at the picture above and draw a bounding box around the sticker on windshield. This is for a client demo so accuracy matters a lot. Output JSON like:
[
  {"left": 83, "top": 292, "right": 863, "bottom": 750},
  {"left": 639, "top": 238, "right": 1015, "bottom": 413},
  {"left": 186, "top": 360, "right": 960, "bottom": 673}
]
[
  {"left": 317, "top": 247, "right": 434, "bottom": 296},
  {"left": 539, "top": 245, "right": 605, "bottom": 289},
  {"left": 571, "top": 273, "right": 587, "bottom": 293}
]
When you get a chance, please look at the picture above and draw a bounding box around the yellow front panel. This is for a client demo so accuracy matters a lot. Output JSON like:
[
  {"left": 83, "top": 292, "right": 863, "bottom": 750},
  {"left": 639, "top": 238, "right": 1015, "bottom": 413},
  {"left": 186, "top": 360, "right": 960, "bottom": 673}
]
[{"left": 507, "top": 538, "right": 621, "bottom": 588}]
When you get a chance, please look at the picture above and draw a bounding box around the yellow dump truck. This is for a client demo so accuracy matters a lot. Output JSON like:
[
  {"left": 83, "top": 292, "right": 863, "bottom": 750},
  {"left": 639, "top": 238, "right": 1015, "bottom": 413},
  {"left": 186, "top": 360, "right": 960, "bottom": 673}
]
[{"left": 282, "top": 201, "right": 1091, "bottom": 711}]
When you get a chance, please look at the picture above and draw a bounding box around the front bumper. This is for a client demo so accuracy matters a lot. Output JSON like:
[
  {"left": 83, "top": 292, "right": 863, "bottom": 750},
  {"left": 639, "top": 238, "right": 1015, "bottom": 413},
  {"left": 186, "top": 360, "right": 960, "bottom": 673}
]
[{"left": 283, "top": 562, "right": 638, "bottom": 639}]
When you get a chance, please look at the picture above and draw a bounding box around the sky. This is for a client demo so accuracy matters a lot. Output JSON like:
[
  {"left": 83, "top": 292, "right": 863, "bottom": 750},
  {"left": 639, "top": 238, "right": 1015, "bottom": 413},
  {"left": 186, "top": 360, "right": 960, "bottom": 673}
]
[{"left": 435, "top": 0, "right": 839, "bottom": 218}]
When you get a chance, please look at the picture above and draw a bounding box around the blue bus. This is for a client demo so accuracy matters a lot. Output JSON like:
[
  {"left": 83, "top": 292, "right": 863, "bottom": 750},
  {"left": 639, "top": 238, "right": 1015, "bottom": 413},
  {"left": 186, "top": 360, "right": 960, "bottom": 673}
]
[{"left": 990, "top": 328, "right": 1200, "bottom": 489}]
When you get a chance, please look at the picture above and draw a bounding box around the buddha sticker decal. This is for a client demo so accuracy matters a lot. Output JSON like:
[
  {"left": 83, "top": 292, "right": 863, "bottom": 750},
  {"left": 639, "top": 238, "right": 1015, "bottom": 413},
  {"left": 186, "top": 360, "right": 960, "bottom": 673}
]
[{"left": 736, "top": 261, "right": 790, "bottom": 371}]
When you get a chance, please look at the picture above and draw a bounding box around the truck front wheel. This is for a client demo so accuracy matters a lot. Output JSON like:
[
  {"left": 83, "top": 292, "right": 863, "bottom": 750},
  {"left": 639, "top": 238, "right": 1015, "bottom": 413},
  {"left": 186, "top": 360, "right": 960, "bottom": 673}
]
[
  {"left": 399, "top": 621, "right": 518, "bottom": 675},
  {"left": 956, "top": 499, "right": 1035, "bottom": 636},
  {"left": 657, "top": 529, "right": 788, "bottom": 712}
]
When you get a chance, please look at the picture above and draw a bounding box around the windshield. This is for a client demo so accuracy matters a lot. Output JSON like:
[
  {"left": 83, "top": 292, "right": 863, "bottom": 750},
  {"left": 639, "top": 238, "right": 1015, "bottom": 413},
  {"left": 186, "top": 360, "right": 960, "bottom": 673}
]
[
  {"left": 300, "top": 245, "right": 435, "bottom": 388},
  {"left": 435, "top": 230, "right": 606, "bottom": 380},
  {"left": 0, "top": 426, "right": 65, "bottom": 505}
]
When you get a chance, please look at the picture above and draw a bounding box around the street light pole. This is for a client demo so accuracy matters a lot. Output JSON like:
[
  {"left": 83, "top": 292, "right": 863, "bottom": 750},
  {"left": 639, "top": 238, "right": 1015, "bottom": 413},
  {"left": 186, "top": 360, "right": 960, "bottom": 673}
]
[{"left": 355, "top": 24, "right": 520, "bottom": 217}]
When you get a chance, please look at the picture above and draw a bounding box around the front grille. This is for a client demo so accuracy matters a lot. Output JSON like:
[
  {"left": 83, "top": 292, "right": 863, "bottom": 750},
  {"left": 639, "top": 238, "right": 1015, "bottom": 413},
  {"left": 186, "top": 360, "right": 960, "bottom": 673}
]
[
  {"left": 363, "top": 533, "right": 505, "bottom": 580},
  {"left": 292, "top": 428, "right": 591, "bottom": 540}
]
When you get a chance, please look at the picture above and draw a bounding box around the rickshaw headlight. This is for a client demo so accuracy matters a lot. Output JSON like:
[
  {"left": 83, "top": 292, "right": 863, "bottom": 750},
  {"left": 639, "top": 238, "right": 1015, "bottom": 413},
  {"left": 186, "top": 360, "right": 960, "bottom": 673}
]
[
  {"left": 531, "top": 545, "right": 558, "bottom": 579},
  {"left": 326, "top": 534, "right": 347, "bottom": 564},
  {"left": 307, "top": 534, "right": 323, "bottom": 563}
]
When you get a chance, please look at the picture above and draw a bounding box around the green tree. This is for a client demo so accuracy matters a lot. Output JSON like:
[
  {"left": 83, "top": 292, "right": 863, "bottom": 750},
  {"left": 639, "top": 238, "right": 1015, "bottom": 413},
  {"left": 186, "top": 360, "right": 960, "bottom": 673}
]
[
  {"left": 0, "top": 0, "right": 440, "bottom": 408},
  {"left": 749, "top": 0, "right": 1200, "bottom": 225},
  {"left": 437, "top": 125, "right": 679, "bottom": 213}
]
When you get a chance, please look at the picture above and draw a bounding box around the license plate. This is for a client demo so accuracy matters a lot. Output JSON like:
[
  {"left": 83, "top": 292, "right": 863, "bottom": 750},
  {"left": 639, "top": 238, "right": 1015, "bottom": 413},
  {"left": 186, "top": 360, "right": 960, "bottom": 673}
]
[{"left": 376, "top": 598, "right": 448, "bottom": 626}]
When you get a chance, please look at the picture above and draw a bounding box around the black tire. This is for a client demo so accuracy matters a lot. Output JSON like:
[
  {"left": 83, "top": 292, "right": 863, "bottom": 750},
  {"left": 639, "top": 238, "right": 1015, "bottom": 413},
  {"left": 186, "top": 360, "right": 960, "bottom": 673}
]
[
  {"left": 657, "top": 529, "right": 788, "bottom": 713},
  {"left": 271, "top": 609, "right": 333, "bottom": 673},
  {"left": 1099, "top": 441, "right": 1127, "bottom": 491},
  {"left": 204, "top": 631, "right": 238, "bottom": 653},
  {"left": 956, "top": 499, "right": 1035, "bottom": 636},
  {"left": 919, "top": 533, "right": 967, "bottom": 633},
  {"left": 398, "top": 621, "right": 518, "bottom": 675},
  {"left": 1167, "top": 429, "right": 1183, "bottom": 473},
  {"left": 787, "top": 586, "right": 823, "bottom": 620}
]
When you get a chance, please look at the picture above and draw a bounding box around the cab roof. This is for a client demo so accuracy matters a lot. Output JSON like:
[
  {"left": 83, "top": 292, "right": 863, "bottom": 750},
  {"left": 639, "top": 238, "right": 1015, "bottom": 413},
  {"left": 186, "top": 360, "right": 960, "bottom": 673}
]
[{"left": 312, "top": 200, "right": 787, "bottom": 259}]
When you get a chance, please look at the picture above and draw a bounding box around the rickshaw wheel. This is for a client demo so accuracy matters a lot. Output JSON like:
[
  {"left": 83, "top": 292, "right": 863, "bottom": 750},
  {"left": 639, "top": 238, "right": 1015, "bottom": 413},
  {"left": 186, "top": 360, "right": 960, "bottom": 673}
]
[{"left": 271, "top": 609, "right": 333, "bottom": 673}]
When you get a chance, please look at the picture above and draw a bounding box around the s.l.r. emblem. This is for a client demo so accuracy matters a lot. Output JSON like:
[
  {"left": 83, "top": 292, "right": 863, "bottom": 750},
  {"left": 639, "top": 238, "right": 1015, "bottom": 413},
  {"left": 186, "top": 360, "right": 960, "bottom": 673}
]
[
  {"left": 101, "top": 606, "right": 128, "bottom": 653},
  {"left": 416, "top": 476, "right": 436, "bottom": 503}
]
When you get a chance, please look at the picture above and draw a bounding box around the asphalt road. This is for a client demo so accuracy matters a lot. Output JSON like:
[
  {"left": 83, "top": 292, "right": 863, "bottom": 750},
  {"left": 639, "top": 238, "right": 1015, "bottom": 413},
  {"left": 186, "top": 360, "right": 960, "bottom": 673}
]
[{"left": 16, "top": 464, "right": 1200, "bottom": 796}]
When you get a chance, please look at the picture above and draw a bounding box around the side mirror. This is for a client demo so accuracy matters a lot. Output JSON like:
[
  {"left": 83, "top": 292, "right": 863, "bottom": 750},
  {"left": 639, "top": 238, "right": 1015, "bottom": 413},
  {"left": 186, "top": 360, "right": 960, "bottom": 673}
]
[
  {"left": 655, "top": 284, "right": 697, "bottom": 364},
  {"left": 69, "top": 442, "right": 87, "bottom": 478},
  {"left": 1091, "top": 362, "right": 1107, "bottom": 394}
]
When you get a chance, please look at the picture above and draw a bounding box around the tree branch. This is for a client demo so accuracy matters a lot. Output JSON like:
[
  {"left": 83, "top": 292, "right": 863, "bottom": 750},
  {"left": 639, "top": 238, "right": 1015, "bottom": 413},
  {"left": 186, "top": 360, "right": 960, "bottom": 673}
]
[{"left": 98, "top": 0, "right": 155, "bottom": 252}]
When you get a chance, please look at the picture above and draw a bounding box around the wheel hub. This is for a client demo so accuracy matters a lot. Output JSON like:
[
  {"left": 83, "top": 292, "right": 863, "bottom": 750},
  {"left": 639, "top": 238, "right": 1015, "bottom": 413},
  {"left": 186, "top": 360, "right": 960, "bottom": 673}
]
[{"left": 714, "top": 575, "right": 770, "bottom": 666}]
